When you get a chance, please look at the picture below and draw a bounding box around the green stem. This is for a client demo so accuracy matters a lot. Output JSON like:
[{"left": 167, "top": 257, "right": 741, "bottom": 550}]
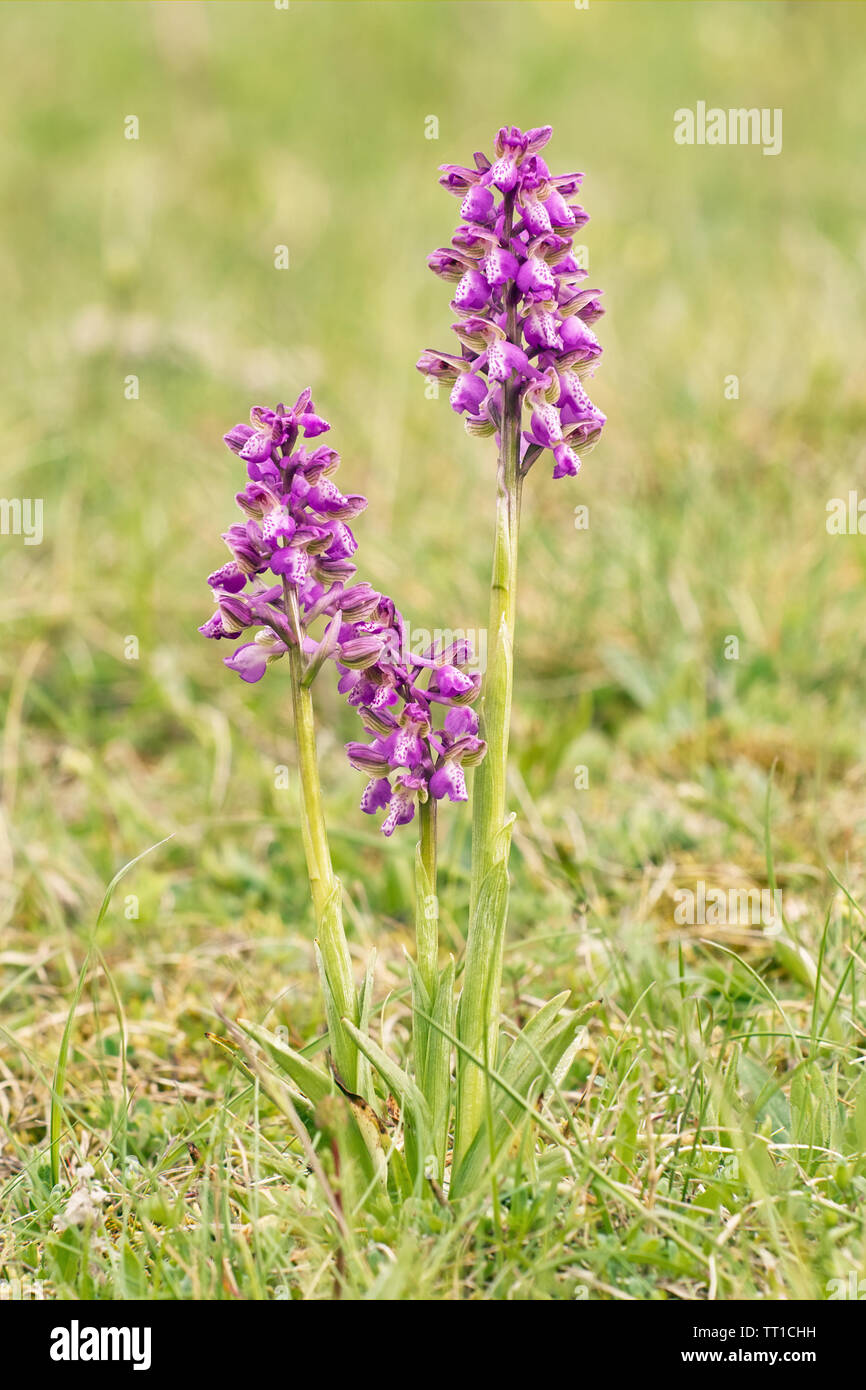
[
  {"left": 284, "top": 581, "right": 359, "bottom": 1090},
  {"left": 454, "top": 189, "right": 522, "bottom": 1170},
  {"left": 416, "top": 795, "right": 439, "bottom": 996},
  {"left": 414, "top": 793, "right": 452, "bottom": 1182}
]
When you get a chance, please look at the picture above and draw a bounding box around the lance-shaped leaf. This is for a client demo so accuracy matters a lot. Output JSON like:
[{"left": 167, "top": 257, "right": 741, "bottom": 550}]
[
  {"left": 454, "top": 820, "right": 514, "bottom": 1164},
  {"left": 414, "top": 838, "right": 438, "bottom": 1002},
  {"left": 355, "top": 950, "right": 376, "bottom": 1102},
  {"left": 313, "top": 888, "right": 359, "bottom": 1093},
  {"left": 450, "top": 994, "right": 579, "bottom": 1198},
  {"left": 216, "top": 1028, "right": 318, "bottom": 1124},
  {"left": 314, "top": 1095, "right": 380, "bottom": 1213},
  {"left": 340, "top": 1017, "right": 433, "bottom": 1174},
  {"left": 236, "top": 1017, "right": 332, "bottom": 1106},
  {"left": 332, "top": 1073, "right": 389, "bottom": 1186},
  {"left": 405, "top": 949, "right": 431, "bottom": 1087}
]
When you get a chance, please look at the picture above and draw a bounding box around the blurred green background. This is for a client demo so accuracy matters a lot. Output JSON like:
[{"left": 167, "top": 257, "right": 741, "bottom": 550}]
[{"left": 2, "top": 0, "right": 866, "bottom": 1299}]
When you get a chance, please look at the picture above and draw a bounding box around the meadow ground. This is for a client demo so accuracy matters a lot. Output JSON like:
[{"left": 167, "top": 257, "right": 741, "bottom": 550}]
[{"left": 1, "top": 0, "right": 865, "bottom": 1300}]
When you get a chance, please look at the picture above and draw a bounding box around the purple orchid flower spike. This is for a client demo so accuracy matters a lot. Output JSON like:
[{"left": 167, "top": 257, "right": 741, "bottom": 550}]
[
  {"left": 201, "top": 394, "right": 375, "bottom": 685},
  {"left": 200, "top": 391, "right": 486, "bottom": 838},
  {"left": 418, "top": 124, "right": 605, "bottom": 481},
  {"left": 337, "top": 616, "right": 486, "bottom": 837}
]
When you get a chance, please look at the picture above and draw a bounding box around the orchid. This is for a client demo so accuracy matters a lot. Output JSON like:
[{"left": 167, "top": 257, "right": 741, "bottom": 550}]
[
  {"left": 199, "top": 391, "right": 487, "bottom": 1131},
  {"left": 199, "top": 123, "right": 604, "bottom": 1203},
  {"left": 419, "top": 124, "right": 606, "bottom": 1179}
]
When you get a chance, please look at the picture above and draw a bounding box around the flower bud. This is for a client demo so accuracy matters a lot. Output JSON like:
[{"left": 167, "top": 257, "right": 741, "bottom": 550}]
[{"left": 346, "top": 742, "right": 391, "bottom": 776}]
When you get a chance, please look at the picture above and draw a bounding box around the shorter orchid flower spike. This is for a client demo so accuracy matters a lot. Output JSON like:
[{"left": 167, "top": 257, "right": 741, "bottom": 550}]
[{"left": 201, "top": 391, "right": 487, "bottom": 835}]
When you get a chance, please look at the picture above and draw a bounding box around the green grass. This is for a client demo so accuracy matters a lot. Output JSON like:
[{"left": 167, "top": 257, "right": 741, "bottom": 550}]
[{"left": 2, "top": 0, "right": 866, "bottom": 1300}]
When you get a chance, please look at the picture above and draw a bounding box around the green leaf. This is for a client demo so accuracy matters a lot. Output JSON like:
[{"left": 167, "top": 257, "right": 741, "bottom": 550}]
[
  {"left": 207, "top": 1028, "right": 312, "bottom": 1119},
  {"left": 236, "top": 1017, "right": 332, "bottom": 1106},
  {"left": 454, "top": 829, "right": 516, "bottom": 1170},
  {"left": 450, "top": 998, "right": 580, "bottom": 1198},
  {"left": 332, "top": 1077, "right": 388, "bottom": 1186},
  {"left": 457, "top": 852, "right": 510, "bottom": 1050},
  {"left": 405, "top": 948, "right": 431, "bottom": 1086},
  {"left": 426, "top": 958, "right": 456, "bottom": 1181},
  {"left": 340, "top": 1017, "right": 433, "bottom": 1176},
  {"left": 386, "top": 1144, "right": 414, "bottom": 1204},
  {"left": 314, "top": 1095, "right": 378, "bottom": 1210},
  {"left": 355, "top": 951, "right": 376, "bottom": 1102},
  {"left": 500, "top": 991, "right": 572, "bottom": 1080},
  {"left": 738, "top": 1054, "right": 791, "bottom": 1140},
  {"left": 314, "top": 883, "right": 359, "bottom": 1091}
]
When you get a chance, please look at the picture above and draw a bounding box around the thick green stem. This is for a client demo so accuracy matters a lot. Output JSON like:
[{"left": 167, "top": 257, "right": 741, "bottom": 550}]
[
  {"left": 284, "top": 582, "right": 358, "bottom": 1090},
  {"left": 454, "top": 192, "right": 523, "bottom": 1170}
]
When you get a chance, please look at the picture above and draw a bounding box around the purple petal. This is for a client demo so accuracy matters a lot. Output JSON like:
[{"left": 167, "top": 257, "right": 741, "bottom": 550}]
[
  {"left": 453, "top": 269, "right": 491, "bottom": 312},
  {"left": 528, "top": 401, "right": 563, "bottom": 447},
  {"left": 381, "top": 789, "right": 416, "bottom": 836},
  {"left": 240, "top": 431, "right": 275, "bottom": 464},
  {"left": 460, "top": 185, "right": 496, "bottom": 226},
  {"left": 224, "top": 424, "right": 255, "bottom": 455},
  {"left": 269, "top": 546, "right": 308, "bottom": 583},
  {"left": 207, "top": 561, "right": 246, "bottom": 593},
  {"left": 223, "top": 642, "right": 268, "bottom": 683},
  {"left": 444, "top": 707, "right": 479, "bottom": 737},
  {"left": 429, "top": 762, "right": 468, "bottom": 803},
  {"left": 449, "top": 372, "right": 488, "bottom": 416},
  {"left": 432, "top": 664, "right": 474, "bottom": 698},
  {"left": 552, "top": 443, "right": 581, "bottom": 479},
  {"left": 361, "top": 777, "right": 393, "bottom": 815}
]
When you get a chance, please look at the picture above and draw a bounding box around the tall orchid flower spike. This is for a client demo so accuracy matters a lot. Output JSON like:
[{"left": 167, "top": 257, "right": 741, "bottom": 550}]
[
  {"left": 418, "top": 124, "right": 606, "bottom": 1177},
  {"left": 419, "top": 125, "right": 606, "bottom": 482}
]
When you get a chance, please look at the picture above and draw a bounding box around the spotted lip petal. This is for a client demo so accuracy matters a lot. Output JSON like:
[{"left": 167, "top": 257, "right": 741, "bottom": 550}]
[
  {"left": 453, "top": 269, "right": 492, "bottom": 311},
  {"left": 207, "top": 561, "right": 246, "bottom": 593},
  {"left": 382, "top": 799, "right": 415, "bottom": 837},
  {"left": 429, "top": 761, "right": 468, "bottom": 803},
  {"left": 361, "top": 777, "right": 392, "bottom": 814},
  {"left": 460, "top": 185, "right": 496, "bottom": 225}
]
